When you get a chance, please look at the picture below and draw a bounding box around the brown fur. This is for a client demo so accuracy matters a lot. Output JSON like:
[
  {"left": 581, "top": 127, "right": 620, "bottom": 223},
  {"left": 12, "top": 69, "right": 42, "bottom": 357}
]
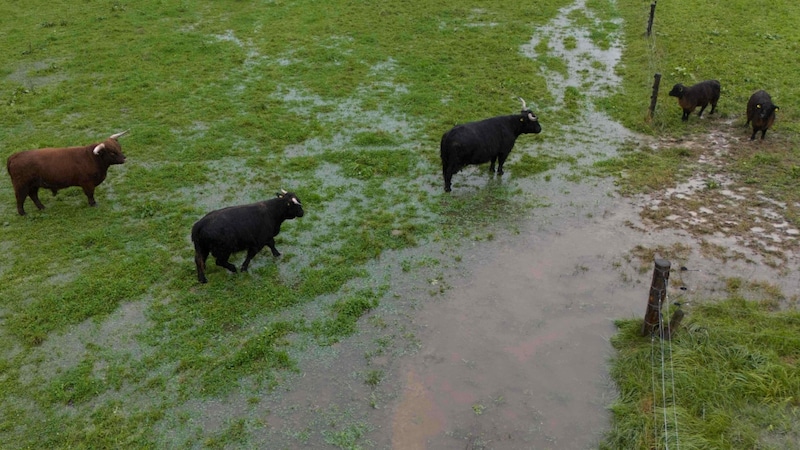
[
  {"left": 6, "top": 136, "right": 127, "bottom": 215},
  {"left": 668, "top": 80, "right": 721, "bottom": 122}
]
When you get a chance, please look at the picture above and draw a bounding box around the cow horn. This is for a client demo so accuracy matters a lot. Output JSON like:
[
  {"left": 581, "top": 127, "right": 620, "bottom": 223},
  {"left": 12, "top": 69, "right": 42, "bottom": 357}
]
[
  {"left": 518, "top": 97, "right": 527, "bottom": 110},
  {"left": 281, "top": 189, "right": 288, "bottom": 194},
  {"left": 291, "top": 197, "right": 301, "bottom": 205},
  {"left": 93, "top": 143, "right": 106, "bottom": 155},
  {"left": 110, "top": 129, "right": 130, "bottom": 140}
]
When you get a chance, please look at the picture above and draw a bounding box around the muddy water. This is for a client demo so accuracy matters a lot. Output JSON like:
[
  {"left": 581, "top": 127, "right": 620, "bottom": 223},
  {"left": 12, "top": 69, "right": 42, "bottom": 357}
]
[{"left": 389, "top": 195, "right": 642, "bottom": 449}]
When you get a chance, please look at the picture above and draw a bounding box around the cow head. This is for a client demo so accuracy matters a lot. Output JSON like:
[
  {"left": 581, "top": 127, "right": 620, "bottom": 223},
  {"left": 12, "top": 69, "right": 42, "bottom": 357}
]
[
  {"left": 668, "top": 84, "right": 685, "bottom": 98},
  {"left": 517, "top": 97, "right": 542, "bottom": 134},
  {"left": 93, "top": 130, "right": 129, "bottom": 165},
  {"left": 277, "top": 189, "right": 305, "bottom": 218},
  {"left": 756, "top": 103, "right": 779, "bottom": 119}
]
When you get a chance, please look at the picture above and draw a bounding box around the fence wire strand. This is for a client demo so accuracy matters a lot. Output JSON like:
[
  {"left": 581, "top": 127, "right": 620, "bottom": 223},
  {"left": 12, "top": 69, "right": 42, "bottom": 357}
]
[{"left": 649, "top": 284, "right": 681, "bottom": 450}]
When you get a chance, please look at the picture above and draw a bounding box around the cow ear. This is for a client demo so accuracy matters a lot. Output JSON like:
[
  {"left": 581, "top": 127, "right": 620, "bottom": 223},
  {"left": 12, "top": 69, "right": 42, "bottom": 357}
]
[{"left": 275, "top": 192, "right": 283, "bottom": 198}]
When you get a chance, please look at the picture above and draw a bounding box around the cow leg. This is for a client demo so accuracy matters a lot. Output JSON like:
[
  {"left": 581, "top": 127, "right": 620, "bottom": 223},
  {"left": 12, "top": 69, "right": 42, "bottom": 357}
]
[
  {"left": 709, "top": 101, "right": 717, "bottom": 115},
  {"left": 14, "top": 186, "right": 28, "bottom": 215},
  {"left": 29, "top": 187, "right": 46, "bottom": 211},
  {"left": 681, "top": 110, "right": 689, "bottom": 121},
  {"left": 497, "top": 153, "right": 509, "bottom": 175},
  {"left": 697, "top": 104, "right": 707, "bottom": 118},
  {"left": 444, "top": 163, "right": 461, "bottom": 192},
  {"left": 761, "top": 130, "right": 767, "bottom": 140},
  {"left": 489, "top": 157, "right": 497, "bottom": 173},
  {"left": 266, "top": 239, "right": 281, "bottom": 257},
  {"left": 240, "top": 246, "right": 265, "bottom": 272},
  {"left": 194, "top": 244, "right": 210, "bottom": 283},
  {"left": 81, "top": 185, "right": 97, "bottom": 206},
  {"left": 443, "top": 166, "right": 452, "bottom": 192},
  {"left": 214, "top": 251, "right": 238, "bottom": 273}
]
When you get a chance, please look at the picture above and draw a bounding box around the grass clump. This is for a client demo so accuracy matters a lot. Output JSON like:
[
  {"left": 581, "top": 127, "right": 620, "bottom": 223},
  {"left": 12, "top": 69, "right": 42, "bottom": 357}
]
[
  {"left": 603, "top": 299, "right": 800, "bottom": 449},
  {"left": 593, "top": 141, "right": 696, "bottom": 195}
]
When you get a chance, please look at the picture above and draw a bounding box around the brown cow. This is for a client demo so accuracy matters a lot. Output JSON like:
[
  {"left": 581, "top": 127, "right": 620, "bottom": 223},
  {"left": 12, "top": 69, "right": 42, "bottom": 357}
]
[{"left": 6, "top": 130, "right": 129, "bottom": 215}]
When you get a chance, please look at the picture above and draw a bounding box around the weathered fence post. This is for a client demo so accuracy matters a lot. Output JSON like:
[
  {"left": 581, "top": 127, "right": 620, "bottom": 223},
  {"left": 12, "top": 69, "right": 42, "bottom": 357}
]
[
  {"left": 648, "top": 73, "right": 661, "bottom": 120},
  {"left": 663, "top": 308, "right": 685, "bottom": 340},
  {"left": 641, "top": 258, "right": 671, "bottom": 337},
  {"left": 646, "top": 1, "right": 657, "bottom": 36}
]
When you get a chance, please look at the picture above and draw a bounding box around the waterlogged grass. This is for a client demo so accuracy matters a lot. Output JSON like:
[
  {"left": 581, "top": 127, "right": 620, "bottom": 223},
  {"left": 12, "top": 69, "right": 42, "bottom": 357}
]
[
  {"left": 593, "top": 140, "right": 697, "bottom": 195},
  {"left": 0, "top": 0, "right": 576, "bottom": 447},
  {"left": 602, "top": 299, "right": 800, "bottom": 449}
]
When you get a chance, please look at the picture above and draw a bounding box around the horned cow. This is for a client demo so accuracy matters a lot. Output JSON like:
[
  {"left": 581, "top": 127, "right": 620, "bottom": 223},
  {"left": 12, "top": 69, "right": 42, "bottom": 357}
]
[
  {"left": 440, "top": 97, "right": 542, "bottom": 192},
  {"left": 6, "top": 130, "right": 129, "bottom": 215},
  {"left": 191, "top": 190, "right": 304, "bottom": 284}
]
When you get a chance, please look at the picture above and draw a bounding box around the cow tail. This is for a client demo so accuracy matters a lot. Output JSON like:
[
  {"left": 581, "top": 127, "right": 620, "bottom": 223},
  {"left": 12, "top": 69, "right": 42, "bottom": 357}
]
[{"left": 440, "top": 132, "right": 451, "bottom": 166}]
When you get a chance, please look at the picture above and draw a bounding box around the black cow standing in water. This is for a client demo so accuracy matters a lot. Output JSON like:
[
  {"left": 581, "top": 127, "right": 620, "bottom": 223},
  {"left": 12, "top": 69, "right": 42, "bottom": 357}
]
[
  {"left": 440, "top": 97, "right": 542, "bottom": 192},
  {"left": 191, "top": 190, "right": 304, "bottom": 283}
]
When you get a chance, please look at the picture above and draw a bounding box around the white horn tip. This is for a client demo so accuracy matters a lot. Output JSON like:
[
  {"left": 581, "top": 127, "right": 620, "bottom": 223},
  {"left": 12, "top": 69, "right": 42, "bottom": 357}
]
[{"left": 110, "top": 129, "right": 130, "bottom": 140}]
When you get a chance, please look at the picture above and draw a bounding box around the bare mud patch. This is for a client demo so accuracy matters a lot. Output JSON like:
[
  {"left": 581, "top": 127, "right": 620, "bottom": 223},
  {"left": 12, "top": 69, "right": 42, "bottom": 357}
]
[{"left": 643, "top": 124, "right": 799, "bottom": 270}]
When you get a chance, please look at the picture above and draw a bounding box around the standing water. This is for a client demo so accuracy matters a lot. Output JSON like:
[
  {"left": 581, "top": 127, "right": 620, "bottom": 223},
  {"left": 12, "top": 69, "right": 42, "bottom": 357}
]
[{"left": 388, "top": 1, "right": 645, "bottom": 448}]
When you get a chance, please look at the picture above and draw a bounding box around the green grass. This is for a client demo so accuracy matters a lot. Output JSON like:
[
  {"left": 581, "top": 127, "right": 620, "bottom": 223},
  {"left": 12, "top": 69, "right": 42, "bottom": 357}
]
[
  {"left": 603, "top": 299, "right": 800, "bottom": 449},
  {"left": 2, "top": 0, "right": 799, "bottom": 447},
  {"left": 603, "top": 0, "right": 800, "bottom": 134},
  {"left": 0, "top": 0, "right": 572, "bottom": 447},
  {"left": 593, "top": 140, "right": 697, "bottom": 195}
]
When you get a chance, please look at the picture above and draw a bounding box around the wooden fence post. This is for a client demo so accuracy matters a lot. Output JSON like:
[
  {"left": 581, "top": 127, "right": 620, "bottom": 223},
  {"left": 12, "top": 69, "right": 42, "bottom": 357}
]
[
  {"left": 649, "top": 73, "right": 661, "bottom": 120},
  {"left": 641, "top": 258, "right": 671, "bottom": 337},
  {"left": 646, "top": 1, "right": 657, "bottom": 36},
  {"left": 663, "top": 308, "right": 685, "bottom": 340}
]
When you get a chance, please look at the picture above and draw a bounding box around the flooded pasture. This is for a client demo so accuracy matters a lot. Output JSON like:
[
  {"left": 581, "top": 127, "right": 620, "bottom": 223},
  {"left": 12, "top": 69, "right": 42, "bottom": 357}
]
[
  {"left": 4, "top": 2, "right": 798, "bottom": 449},
  {"left": 245, "top": 2, "right": 800, "bottom": 448}
]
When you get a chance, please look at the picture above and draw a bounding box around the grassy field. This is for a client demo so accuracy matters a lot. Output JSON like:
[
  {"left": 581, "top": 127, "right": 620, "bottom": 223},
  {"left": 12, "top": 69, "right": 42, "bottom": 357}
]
[
  {"left": 1, "top": 0, "right": 799, "bottom": 448},
  {"left": 0, "top": 0, "right": 572, "bottom": 447}
]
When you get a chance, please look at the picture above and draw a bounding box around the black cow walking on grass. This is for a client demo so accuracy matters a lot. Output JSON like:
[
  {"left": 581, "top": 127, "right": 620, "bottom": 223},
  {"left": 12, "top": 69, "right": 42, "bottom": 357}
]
[
  {"left": 191, "top": 190, "right": 304, "bottom": 283},
  {"left": 668, "top": 80, "right": 720, "bottom": 122},
  {"left": 440, "top": 97, "right": 541, "bottom": 192}
]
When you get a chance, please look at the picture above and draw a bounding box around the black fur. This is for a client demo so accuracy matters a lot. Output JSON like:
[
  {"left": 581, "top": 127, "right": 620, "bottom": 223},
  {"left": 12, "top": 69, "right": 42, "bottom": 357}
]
[
  {"left": 745, "top": 90, "right": 779, "bottom": 140},
  {"left": 440, "top": 106, "right": 541, "bottom": 192},
  {"left": 668, "top": 80, "right": 721, "bottom": 121},
  {"left": 191, "top": 192, "right": 304, "bottom": 283}
]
